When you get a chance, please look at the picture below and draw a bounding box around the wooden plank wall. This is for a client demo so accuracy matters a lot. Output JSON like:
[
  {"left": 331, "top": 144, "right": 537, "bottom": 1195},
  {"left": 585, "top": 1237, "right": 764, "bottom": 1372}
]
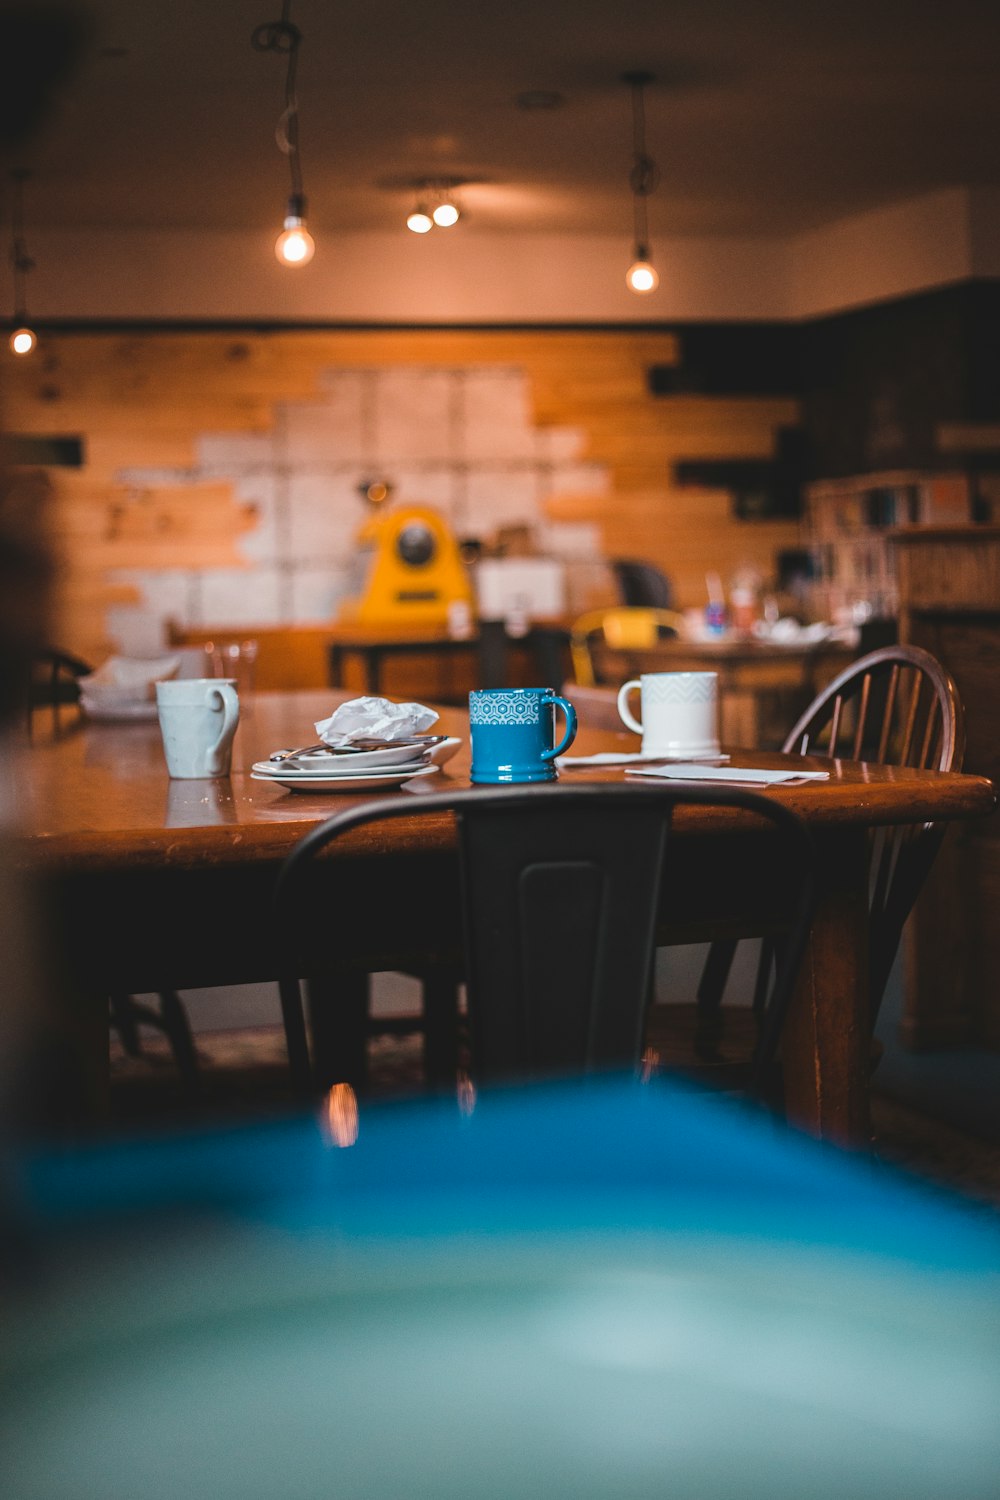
[{"left": 3, "top": 329, "right": 801, "bottom": 664}]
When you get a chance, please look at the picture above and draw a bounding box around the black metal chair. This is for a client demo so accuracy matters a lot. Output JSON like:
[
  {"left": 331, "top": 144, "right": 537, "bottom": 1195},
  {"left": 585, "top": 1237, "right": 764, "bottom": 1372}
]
[
  {"left": 108, "top": 989, "right": 200, "bottom": 1093},
  {"left": 272, "top": 783, "right": 817, "bottom": 1102},
  {"left": 611, "top": 558, "right": 673, "bottom": 609},
  {"left": 27, "top": 647, "right": 93, "bottom": 732},
  {"left": 696, "top": 644, "right": 965, "bottom": 1057}
]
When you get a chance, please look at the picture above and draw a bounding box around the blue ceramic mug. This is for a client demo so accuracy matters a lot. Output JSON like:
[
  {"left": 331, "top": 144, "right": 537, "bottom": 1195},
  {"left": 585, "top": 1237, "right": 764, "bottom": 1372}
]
[{"left": 469, "top": 687, "right": 578, "bottom": 784}]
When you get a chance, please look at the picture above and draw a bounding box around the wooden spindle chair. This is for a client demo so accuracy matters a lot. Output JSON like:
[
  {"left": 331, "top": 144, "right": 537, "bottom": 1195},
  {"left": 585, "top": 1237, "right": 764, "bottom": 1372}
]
[{"left": 696, "top": 645, "right": 965, "bottom": 1058}]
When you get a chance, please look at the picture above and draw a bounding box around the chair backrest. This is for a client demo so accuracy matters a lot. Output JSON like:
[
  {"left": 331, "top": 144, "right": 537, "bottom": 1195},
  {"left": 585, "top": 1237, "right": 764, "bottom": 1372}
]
[
  {"left": 273, "top": 783, "right": 816, "bottom": 1097},
  {"left": 27, "top": 648, "right": 93, "bottom": 731},
  {"left": 611, "top": 558, "right": 673, "bottom": 609},
  {"left": 29, "top": 648, "right": 92, "bottom": 702},
  {"left": 781, "top": 644, "right": 964, "bottom": 1015},
  {"left": 570, "top": 607, "right": 687, "bottom": 686}
]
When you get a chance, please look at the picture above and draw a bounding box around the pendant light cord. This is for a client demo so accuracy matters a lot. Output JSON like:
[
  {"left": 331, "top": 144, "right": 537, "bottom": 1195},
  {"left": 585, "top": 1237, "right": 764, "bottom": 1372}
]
[
  {"left": 9, "top": 170, "right": 34, "bottom": 320},
  {"left": 625, "top": 72, "right": 659, "bottom": 258},
  {"left": 252, "top": 0, "right": 305, "bottom": 204}
]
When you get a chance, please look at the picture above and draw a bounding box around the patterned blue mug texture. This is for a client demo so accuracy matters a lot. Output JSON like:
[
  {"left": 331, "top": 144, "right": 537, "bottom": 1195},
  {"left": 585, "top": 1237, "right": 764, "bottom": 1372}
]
[{"left": 469, "top": 687, "right": 578, "bottom": 784}]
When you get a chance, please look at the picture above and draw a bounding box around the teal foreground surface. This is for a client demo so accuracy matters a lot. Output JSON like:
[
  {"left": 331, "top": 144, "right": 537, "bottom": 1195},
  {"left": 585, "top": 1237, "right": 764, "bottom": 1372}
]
[{"left": 4, "top": 1076, "right": 999, "bottom": 1499}]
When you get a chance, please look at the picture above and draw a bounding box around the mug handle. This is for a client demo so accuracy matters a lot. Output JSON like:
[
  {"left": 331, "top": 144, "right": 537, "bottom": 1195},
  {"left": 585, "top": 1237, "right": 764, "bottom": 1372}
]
[
  {"left": 542, "top": 692, "right": 578, "bottom": 759},
  {"left": 207, "top": 682, "right": 240, "bottom": 775},
  {"left": 617, "top": 679, "right": 643, "bottom": 735}
]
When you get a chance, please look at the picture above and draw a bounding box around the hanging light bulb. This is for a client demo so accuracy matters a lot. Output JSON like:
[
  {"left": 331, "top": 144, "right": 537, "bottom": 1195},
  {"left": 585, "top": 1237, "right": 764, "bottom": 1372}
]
[
  {"left": 10, "top": 326, "right": 37, "bottom": 356},
  {"left": 625, "top": 256, "right": 658, "bottom": 294},
  {"left": 407, "top": 192, "right": 434, "bottom": 233},
  {"left": 253, "top": 5, "right": 316, "bottom": 267},
  {"left": 622, "top": 71, "right": 661, "bottom": 296},
  {"left": 275, "top": 193, "right": 315, "bottom": 265},
  {"left": 7, "top": 169, "right": 38, "bottom": 356},
  {"left": 431, "top": 189, "right": 460, "bottom": 228}
]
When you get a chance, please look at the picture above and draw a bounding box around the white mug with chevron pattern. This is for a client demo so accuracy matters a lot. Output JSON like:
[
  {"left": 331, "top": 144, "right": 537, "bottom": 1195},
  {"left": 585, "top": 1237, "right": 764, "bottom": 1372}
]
[{"left": 616, "top": 672, "right": 720, "bottom": 759}]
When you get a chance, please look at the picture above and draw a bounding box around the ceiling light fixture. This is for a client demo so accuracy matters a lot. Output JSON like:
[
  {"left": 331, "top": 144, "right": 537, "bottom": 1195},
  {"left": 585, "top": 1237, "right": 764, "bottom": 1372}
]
[
  {"left": 406, "top": 192, "right": 434, "bottom": 234},
  {"left": 252, "top": 1, "right": 315, "bottom": 267},
  {"left": 432, "top": 197, "right": 460, "bottom": 228},
  {"left": 430, "top": 181, "right": 461, "bottom": 228},
  {"left": 406, "top": 180, "right": 463, "bottom": 234},
  {"left": 622, "top": 71, "right": 660, "bottom": 295},
  {"left": 8, "top": 169, "right": 37, "bottom": 356}
]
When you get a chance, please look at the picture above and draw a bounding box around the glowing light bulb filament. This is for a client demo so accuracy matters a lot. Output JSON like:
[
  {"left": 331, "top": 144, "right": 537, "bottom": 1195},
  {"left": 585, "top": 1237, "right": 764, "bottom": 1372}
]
[
  {"left": 275, "top": 191, "right": 315, "bottom": 266},
  {"left": 10, "top": 326, "right": 37, "bottom": 356},
  {"left": 626, "top": 258, "right": 658, "bottom": 294},
  {"left": 432, "top": 199, "right": 460, "bottom": 228}
]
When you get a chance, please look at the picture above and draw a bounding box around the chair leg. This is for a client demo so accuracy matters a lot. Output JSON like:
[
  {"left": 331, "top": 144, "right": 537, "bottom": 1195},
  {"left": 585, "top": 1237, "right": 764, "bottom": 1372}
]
[
  {"left": 695, "top": 940, "right": 737, "bottom": 1059},
  {"left": 307, "top": 973, "right": 370, "bottom": 1093},
  {"left": 752, "top": 937, "right": 777, "bottom": 1025},
  {"left": 420, "top": 971, "right": 461, "bottom": 1089},
  {"left": 155, "top": 989, "right": 200, "bottom": 1092},
  {"left": 278, "top": 975, "right": 313, "bottom": 1096},
  {"left": 109, "top": 990, "right": 200, "bottom": 1095},
  {"left": 109, "top": 992, "right": 143, "bottom": 1057}
]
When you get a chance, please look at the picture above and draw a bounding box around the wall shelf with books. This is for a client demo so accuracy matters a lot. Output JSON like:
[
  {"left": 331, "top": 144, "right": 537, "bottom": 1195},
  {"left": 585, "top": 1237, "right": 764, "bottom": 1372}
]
[{"left": 804, "top": 471, "right": 979, "bottom": 623}]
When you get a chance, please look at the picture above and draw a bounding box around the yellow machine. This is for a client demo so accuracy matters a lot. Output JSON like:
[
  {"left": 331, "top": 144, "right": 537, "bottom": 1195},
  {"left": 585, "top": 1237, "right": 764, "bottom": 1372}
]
[{"left": 337, "top": 504, "right": 474, "bottom": 627}]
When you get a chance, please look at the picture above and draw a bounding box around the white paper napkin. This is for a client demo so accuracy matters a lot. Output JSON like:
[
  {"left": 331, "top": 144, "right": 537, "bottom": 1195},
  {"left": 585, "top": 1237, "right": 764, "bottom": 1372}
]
[
  {"left": 315, "top": 695, "right": 440, "bottom": 747},
  {"left": 558, "top": 751, "right": 730, "bottom": 768},
  {"left": 625, "top": 763, "right": 829, "bottom": 786}
]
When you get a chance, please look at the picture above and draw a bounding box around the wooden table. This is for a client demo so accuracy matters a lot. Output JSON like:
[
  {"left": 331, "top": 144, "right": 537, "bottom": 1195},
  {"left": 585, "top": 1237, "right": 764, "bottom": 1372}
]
[
  {"left": 589, "top": 636, "right": 856, "bottom": 749},
  {"left": 20, "top": 691, "right": 994, "bottom": 1144}
]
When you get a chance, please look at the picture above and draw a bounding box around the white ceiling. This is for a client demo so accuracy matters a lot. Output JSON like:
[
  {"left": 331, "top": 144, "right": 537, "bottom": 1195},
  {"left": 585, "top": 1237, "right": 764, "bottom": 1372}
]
[{"left": 6, "top": 0, "right": 1000, "bottom": 243}]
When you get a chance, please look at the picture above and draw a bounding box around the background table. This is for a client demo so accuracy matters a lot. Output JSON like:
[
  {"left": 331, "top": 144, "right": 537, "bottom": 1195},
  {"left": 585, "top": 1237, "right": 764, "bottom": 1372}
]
[
  {"left": 172, "top": 621, "right": 570, "bottom": 704},
  {"left": 327, "top": 620, "right": 568, "bottom": 700},
  {"left": 20, "top": 690, "right": 994, "bottom": 1142},
  {"left": 588, "top": 636, "right": 856, "bottom": 748}
]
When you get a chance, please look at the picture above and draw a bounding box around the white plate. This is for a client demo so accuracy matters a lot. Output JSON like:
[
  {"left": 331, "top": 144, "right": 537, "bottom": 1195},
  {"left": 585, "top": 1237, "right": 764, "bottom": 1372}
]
[
  {"left": 251, "top": 764, "right": 441, "bottom": 794},
  {"left": 254, "top": 736, "right": 463, "bottom": 778},
  {"left": 252, "top": 757, "right": 428, "bottom": 780},
  {"left": 260, "top": 737, "right": 450, "bottom": 773},
  {"left": 81, "top": 699, "right": 159, "bottom": 722}
]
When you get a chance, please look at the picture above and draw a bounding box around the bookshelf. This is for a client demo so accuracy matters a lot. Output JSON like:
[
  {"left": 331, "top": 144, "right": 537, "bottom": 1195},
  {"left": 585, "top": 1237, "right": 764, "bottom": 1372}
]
[{"left": 804, "top": 471, "right": 975, "bottom": 622}]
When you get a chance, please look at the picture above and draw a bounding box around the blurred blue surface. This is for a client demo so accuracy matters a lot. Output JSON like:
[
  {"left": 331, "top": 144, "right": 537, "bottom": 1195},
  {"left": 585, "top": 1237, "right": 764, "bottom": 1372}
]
[
  {"left": 16, "top": 1073, "right": 1000, "bottom": 1264},
  {"left": 4, "top": 1077, "right": 999, "bottom": 1500}
]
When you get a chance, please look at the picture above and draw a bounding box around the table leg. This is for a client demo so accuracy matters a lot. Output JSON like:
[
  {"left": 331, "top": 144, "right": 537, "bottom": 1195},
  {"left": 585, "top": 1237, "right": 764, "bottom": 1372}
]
[
  {"left": 365, "top": 650, "right": 382, "bottom": 695},
  {"left": 781, "top": 827, "right": 871, "bottom": 1147},
  {"left": 328, "top": 644, "right": 345, "bottom": 688}
]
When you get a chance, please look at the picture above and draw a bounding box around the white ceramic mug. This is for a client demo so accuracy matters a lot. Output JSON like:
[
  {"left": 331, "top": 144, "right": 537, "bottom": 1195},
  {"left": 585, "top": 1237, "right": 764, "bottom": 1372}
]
[
  {"left": 617, "top": 671, "right": 720, "bottom": 758},
  {"left": 156, "top": 678, "right": 240, "bottom": 779}
]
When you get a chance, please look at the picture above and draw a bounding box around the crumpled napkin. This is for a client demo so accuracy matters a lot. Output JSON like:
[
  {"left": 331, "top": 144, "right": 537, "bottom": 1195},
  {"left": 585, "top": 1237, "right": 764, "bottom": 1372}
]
[
  {"left": 752, "top": 618, "right": 832, "bottom": 644},
  {"left": 80, "top": 654, "right": 181, "bottom": 705},
  {"left": 315, "top": 695, "right": 440, "bottom": 746}
]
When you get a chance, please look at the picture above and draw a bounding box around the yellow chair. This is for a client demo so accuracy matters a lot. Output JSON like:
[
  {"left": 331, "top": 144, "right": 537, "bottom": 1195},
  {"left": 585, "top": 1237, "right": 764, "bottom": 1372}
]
[{"left": 570, "top": 607, "right": 687, "bottom": 686}]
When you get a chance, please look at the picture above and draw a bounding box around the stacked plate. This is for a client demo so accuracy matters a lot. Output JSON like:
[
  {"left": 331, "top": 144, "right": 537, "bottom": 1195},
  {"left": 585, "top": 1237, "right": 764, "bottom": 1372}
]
[{"left": 251, "top": 736, "right": 461, "bottom": 793}]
